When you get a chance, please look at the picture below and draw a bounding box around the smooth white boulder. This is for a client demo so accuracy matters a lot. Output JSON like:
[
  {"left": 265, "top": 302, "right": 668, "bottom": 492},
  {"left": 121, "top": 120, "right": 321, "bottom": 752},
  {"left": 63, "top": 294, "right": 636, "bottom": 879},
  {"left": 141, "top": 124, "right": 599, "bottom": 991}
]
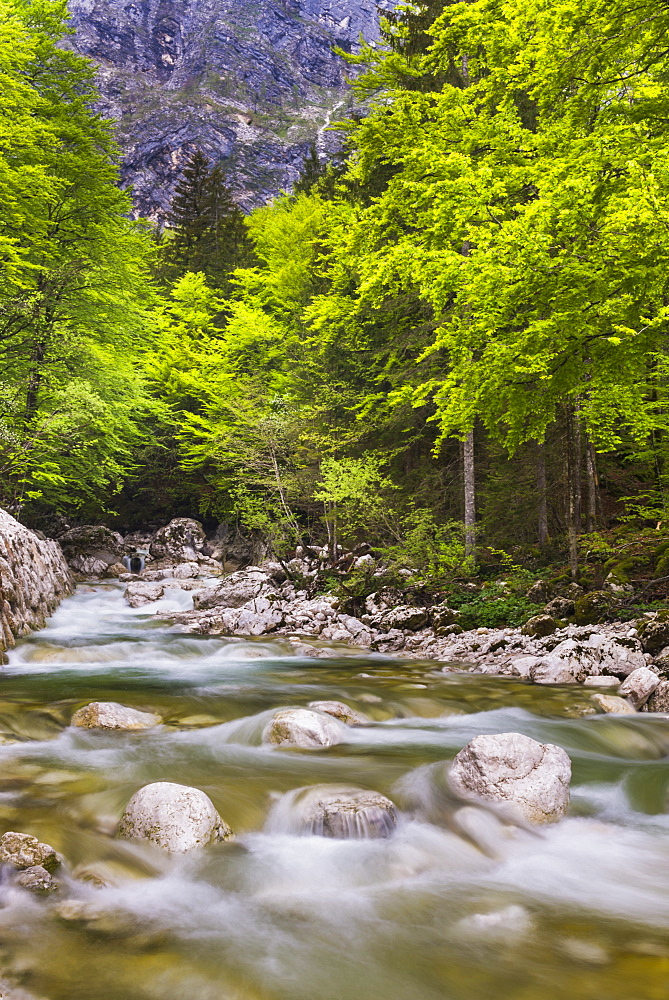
[
  {"left": 72, "top": 702, "right": 161, "bottom": 730},
  {"left": 117, "top": 781, "right": 232, "bottom": 852},
  {"left": 448, "top": 732, "right": 571, "bottom": 824},
  {"left": 262, "top": 708, "right": 344, "bottom": 748},
  {"left": 619, "top": 667, "right": 659, "bottom": 708}
]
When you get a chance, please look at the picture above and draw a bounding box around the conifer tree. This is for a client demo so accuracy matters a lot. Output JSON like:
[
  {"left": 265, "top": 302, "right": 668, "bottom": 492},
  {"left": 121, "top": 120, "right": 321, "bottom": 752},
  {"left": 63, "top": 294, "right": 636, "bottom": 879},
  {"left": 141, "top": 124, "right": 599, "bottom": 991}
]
[{"left": 162, "top": 150, "right": 253, "bottom": 292}]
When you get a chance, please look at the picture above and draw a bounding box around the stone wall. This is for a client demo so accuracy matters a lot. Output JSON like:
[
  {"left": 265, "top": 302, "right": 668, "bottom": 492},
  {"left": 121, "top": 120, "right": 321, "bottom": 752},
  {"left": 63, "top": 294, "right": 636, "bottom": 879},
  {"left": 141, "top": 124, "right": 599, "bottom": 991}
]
[{"left": 0, "top": 509, "right": 73, "bottom": 659}]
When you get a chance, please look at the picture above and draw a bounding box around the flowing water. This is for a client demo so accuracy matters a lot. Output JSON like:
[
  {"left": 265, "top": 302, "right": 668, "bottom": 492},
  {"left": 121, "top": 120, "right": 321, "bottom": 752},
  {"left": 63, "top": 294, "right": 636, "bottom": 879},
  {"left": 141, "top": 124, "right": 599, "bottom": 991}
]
[{"left": 1, "top": 584, "right": 669, "bottom": 1000}]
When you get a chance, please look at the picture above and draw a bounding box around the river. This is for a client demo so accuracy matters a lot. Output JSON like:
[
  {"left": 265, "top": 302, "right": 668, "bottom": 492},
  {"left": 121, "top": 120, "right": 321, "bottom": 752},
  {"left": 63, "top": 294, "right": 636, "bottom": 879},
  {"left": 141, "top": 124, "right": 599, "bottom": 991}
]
[{"left": 1, "top": 583, "right": 668, "bottom": 999}]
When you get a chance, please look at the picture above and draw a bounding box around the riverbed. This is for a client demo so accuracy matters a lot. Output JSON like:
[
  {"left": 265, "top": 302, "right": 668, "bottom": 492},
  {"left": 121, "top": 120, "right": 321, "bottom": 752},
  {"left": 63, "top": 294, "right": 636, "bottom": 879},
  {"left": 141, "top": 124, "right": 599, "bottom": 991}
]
[{"left": 1, "top": 584, "right": 668, "bottom": 1000}]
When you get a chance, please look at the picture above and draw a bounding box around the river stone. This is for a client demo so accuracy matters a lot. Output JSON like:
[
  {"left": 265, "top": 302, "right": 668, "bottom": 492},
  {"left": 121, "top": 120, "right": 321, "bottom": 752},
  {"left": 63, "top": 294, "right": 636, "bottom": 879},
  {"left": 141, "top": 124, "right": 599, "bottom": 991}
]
[
  {"left": 0, "top": 831, "right": 59, "bottom": 872},
  {"left": 619, "top": 666, "right": 660, "bottom": 708},
  {"left": 307, "top": 700, "right": 368, "bottom": 725},
  {"left": 291, "top": 785, "right": 398, "bottom": 838},
  {"left": 263, "top": 708, "right": 343, "bottom": 748},
  {"left": 583, "top": 676, "right": 620, "bottom": 688},
  {"left": 16, "top": 865, "right": 58, "bottom": 894},
  {"left": 71, "top": 702, "right": 161, "bottom": 730},
  {"left": 591, "top": 693, "right": 637, "bottom": 714},
  {"left": 448, "top": 732, "right": 571, "bottom": 824},
  {"left": 118, "top": 781, "right": 232, "bottom": 852}
]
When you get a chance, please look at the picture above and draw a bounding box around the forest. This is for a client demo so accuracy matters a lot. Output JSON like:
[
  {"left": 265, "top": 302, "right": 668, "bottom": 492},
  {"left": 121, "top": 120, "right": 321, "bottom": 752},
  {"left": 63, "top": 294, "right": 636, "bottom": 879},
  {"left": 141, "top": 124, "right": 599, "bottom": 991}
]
[{"left": 3, "top": 0, "right": 669, "bottom": 608}]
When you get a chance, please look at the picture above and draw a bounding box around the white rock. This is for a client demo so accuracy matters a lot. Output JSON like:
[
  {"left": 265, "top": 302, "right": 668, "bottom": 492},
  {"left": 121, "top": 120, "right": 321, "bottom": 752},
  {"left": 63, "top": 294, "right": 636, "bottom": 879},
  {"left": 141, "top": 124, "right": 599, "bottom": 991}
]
[
  {"left": 619, "top": 667, "right": 660, "bottom": 708},
  {"left": 118, "top": 781, "right": 232, "bottom": 852},
  {"left": 124, "top": 582, "right": 164, "bottom": 607},
  {"left": 71, "top": 702, "right": 161, "bottom": 730},
  {"left": 583, "top": 676, "right": 620, "bottom": 688},
  {"left": 448, "top": 732, "right": 571, "bottom": 824},
  {"left": 262, "top": 708, "right": 344, "bottom": 748}
]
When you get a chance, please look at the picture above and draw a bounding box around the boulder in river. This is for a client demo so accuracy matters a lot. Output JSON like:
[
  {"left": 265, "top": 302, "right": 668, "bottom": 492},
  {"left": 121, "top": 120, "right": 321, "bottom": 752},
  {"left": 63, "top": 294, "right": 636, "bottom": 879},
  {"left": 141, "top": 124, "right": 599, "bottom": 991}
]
[
  {"left": 307, "top": 700, "right": 368, "bottom": 725},
  {"left": 263, "top": 708, "right": 344, "bottom": 748},
  {"left": 448, "top": 732, "right": 571, "bottom": 824},
  {"left": 124, "top": 582, "right": 164, "bottom": 607},
  {"left": 72, "top": 702, "right": 161, "bottom": 730},
  {"left": 619, "top": 666, "right": 660, "bottom": 708},
  {"left": 0, "top": 831, "right": 60, "bottom": 872},
  {"left": 118, "top": 781, "right": 232, "bottom": 852},
  {"left": 272, "top": 785, "right": 398, "bottom": 838}
]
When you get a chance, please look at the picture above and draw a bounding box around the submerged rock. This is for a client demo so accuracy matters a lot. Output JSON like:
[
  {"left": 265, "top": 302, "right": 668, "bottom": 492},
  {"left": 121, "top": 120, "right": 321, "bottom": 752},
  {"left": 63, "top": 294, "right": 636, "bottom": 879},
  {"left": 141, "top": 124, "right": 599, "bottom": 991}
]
[
  {"left": 307, "top": 700, "right": 368, "bottom": 725},
  {"left": 0, "top": 831, "right": 59, "bottom": 872},
  {"left": 263, "top": 708, "right": 344, "bottom": 748},
  {"left": 448, "top": 732, "right": 571, "bottom": 824},
  {"left": 71, "top": 702, "right": 161, "bottom": 730},
  {"left": 272, "top": 785, "right": 398, "bottom": 838},
  {"left": 118, "top": 781, "right": 232, "bottom": 853},
  {"left": 591, "top": 694, "right": 636, "bottom": 715},
  {"left": 16, "top": 865, "right": 58, "bottom": 894}
]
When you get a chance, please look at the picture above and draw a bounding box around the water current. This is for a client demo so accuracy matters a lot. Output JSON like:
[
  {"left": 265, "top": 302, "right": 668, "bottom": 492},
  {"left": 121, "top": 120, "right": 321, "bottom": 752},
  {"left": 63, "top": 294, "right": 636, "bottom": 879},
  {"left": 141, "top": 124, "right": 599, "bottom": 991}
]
[{"left": 1, "top": 583, "right": 669, "bottom": 999}]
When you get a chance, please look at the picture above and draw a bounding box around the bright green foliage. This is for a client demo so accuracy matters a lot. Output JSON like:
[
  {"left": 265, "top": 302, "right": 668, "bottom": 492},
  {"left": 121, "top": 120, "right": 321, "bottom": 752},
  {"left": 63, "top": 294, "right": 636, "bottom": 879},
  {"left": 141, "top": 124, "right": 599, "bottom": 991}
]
[{"left": 0, "top": 0, "right": 155, "bottom": 515}]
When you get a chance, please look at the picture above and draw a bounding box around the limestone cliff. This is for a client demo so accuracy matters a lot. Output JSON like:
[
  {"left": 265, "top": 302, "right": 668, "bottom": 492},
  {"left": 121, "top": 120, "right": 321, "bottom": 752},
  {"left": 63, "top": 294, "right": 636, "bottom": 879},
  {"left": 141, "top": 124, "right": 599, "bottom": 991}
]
[
  {"left": 0, "top": 510, "right": 73, "bottom": 659},
  {"left": 66, "top": 0, "right": 394, "bottom": 217}
]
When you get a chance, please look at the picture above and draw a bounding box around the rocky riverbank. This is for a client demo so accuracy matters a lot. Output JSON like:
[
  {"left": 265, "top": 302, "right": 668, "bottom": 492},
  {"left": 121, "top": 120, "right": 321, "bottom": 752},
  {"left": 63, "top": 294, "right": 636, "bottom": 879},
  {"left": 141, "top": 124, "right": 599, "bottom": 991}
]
[{"left": 29, "top": 514, "right": 669, "bottom": 715}]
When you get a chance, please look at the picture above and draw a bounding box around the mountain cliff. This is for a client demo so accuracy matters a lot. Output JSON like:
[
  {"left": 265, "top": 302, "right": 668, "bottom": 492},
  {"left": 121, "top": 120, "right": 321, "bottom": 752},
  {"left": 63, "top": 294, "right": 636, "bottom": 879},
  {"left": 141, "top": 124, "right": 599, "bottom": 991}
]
[{"left": 67, "top": 1, "right": 392, "bottom": 217}]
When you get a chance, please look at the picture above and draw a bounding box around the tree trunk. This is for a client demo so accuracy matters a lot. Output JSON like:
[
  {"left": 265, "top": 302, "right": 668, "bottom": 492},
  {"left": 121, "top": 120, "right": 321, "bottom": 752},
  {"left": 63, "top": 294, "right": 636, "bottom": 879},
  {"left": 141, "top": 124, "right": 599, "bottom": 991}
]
[
  {"left": 24, "top": 340, "right": 46, "bottom": 423},
  {"left": 536, "top": 441, "right": 548, "bottom": 547},
  {"left": 463, "top": 429, "right": 476, "bottom": 561},
  {"left": 564, "top": 407, "right": 581, "bottom": 579},
  {"left": 585, "top": 440, "right": 598, "bottom": 533}
]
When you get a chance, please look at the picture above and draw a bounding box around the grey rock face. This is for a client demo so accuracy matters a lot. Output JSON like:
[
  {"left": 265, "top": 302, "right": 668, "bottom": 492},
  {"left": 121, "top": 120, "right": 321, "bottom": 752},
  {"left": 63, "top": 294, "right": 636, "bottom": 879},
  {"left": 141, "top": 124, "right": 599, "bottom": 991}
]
[
  {"left": 448, "top": 732, "right": 571, "bottom": 824},
  {"left": 67, "top": 0, "right": 395, "bottom": 217},
  {"left": 71, "top": 701, "right": 162, "bottom": 730},
  {"left": 263, "top": 707, "right": 344, "bottom": 748},
  {"left": 118, "top": 781, "right": 232, "bottom": 851},
  {"left": 150, "top": 517, "right": 206, "bottom": 562},
  {"left": 58, "top": 524, "right": 124, "bottom": 576},
  {"left": 0, "top": 509, "right": 73, "bottom": 657},
  {"left": 0, "top": 832, "right": 60, "bottom": 872}
]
